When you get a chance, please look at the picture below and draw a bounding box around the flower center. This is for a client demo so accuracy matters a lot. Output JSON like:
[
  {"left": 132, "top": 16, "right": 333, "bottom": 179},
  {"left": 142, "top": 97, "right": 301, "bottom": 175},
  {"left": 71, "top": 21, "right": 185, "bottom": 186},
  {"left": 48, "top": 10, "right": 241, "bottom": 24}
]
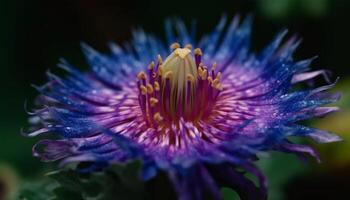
[{"left": 137, "top": 43, "right": 223, "bottom": 128}]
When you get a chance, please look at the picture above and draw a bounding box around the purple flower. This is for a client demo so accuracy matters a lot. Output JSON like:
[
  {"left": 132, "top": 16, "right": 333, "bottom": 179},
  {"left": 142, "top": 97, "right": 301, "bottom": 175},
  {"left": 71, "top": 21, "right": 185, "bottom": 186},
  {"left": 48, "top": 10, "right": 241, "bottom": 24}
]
[{"left": 25, "top": 15, "right": 341, "bottom": 200}]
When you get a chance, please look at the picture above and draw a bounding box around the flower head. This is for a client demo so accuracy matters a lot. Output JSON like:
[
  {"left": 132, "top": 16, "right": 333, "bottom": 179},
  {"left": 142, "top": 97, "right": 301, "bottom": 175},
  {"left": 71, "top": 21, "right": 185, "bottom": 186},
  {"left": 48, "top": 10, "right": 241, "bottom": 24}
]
[{"left": 25, "top": 15, "right": 341, "bottom": 199}]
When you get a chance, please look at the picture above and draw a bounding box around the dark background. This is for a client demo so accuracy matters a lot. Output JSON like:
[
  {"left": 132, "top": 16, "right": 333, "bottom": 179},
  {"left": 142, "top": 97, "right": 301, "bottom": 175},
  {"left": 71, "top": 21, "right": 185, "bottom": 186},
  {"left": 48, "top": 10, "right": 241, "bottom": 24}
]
[{"left": 1, "top": 0, "right": 350, "bottom": 199}]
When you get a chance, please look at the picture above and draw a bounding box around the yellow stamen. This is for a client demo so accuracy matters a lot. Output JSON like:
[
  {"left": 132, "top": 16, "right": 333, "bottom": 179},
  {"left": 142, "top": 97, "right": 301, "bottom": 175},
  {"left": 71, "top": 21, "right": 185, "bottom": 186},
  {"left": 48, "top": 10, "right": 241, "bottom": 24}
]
[
  {"left": 200, "top": 69, "right": 208, "bottom": 80},
  {"left": 140, "top": 85, "right": 147, "bottom": 95},
  {"left": 154, "top": 81, "right": 160, "bottom": 91},
  {"left": 215, "top": 72, "right": 221, "bottom": 80},
  {"left": 137, "top": 71, "right": 147, "bottom": 80},
  {"left": 146, "top": 84, "right": 154, "bottom": 94},
  {"left": 187, "top": 74, "right": 195, "bottom": 82},
  {"left": 158, "top": 65, "right": 164, "bottom": 75},
  {"left": 198, "top": 67, "right": 204, "bottom": 76},
  {"left": 185, "top": 44, "right": 192, "bottom": 50},
  {"left": 164, "top": 71, "right": 173, "bottom": 79},
  {"left": 150, "top": 97, "right": 158, "bottom": 106},
  {"left": 212, "top": 62, "right": 217, "bottom": 71},
  {"left": 194, "top": 48, "right": 202, "bottom": 56},
  {"left": 174, "top": 48, "right": 191, "bottom": 59},
  {"left": 148, "top": 61, "right": 155, "bottom": 70},
  {"left": 214, "top": 83, "right": 223, "bottom": 90},
  {"left": 212, "top": 78, "right": 220, "bottom": 86},
  {"left": 157, "top": 54, "right": 163, "bottom": 64},
  {"left": 170, "top": 42, "right": 180, "bottom": 50},
  {"left": 153, "top": 112, "right": 163, "bottom": 123}
]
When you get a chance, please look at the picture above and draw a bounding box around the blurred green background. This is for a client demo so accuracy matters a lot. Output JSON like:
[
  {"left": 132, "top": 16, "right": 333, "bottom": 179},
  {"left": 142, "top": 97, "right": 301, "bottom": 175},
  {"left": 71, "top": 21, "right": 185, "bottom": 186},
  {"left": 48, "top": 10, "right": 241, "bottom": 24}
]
[{"left": 0, "top": 0, "right": 349, "bottom": 199}]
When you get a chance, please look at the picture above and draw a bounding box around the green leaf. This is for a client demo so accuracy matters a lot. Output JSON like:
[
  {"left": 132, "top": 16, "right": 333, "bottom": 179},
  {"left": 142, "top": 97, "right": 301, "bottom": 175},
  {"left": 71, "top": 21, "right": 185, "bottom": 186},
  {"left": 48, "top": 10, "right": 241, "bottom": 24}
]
[
  {"left": 221, "top": 187, "right": 241, "bottom": 200},
  {"left": 14, "top": 179, "right": 57, "bottom": 200},
  {"left": 15, "top": 161, "right": 150, "bottom": 200}
]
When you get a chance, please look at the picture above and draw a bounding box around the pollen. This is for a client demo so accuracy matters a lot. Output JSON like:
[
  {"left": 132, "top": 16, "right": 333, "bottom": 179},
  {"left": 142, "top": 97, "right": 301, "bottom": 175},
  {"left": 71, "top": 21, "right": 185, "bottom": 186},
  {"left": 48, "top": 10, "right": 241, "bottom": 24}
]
[
  {"left": 154, "top": 81, "right": 160, "bottom": 91},
  {"left": 215, "top": 72, "right": 221, "bottom": 80},
  {"left": 153, "top": 112, "right": 163, "bottom": 123},
  {"left": 157, "top": 54, "right": 163, "bottom": 64},
  {"left": 184, "top": 44, "right": 192, "bottom": 50},
  {"left": 164, "top": 71, "right": 173, "bottom": 79},
  {"left": 211, "top": 62, "right": 217, "bottom": 71},
  {"left": 137, "top": 71, "right": 147, "bottom": 80},
  {"left": 170, "top": 42, "right": 181, "bottom": 50},
  {"left": 173, "top": 48, "right": 191, "bottom": 59},
  {"left": 148, "top": 61, "right": 155, "bottom": 70},
  {"left": 140, "top": 85, "right": 147, "bottom": 95},
  {"left": 150, "top": 97, "right": 158, "bottom": 106},
  {"left": 212, "top": 78, "right": 220, "bottom": 87},
  {"left": 200, "top": 69, "right": 208, "bottom": 80},
  {"left": 158, "top": 65, "right": 164, "bottom": 75},
  {"left": 194, "top": 48, "right": 202, "bottom": 56},
  {"left": 187, "top": 74, "right": 195, "bottom": 82},
  {"left": 146, "top": 84, "right": 154, "bottom": 94}
]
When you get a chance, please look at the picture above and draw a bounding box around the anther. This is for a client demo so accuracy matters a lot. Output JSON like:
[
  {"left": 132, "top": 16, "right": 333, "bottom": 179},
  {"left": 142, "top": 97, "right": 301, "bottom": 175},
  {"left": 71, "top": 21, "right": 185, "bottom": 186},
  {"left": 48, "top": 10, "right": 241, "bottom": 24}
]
[
  {"left": 174, "top": 48, "right": 191, "bottom": 59},
  {"left": 164, "top": 71, "right": 173, "bottom": 79},
  {"left": 212, "top": 78, "right": 220, "bottom": 87},
  {"left": 215, "top": 72, "right": 221, "bottom": 80},
  {"left": 194, "top": 48, "right": 202, "bottom": 56},
  {"left": 214, "top": 83, "right": 223, "bottom": 91},
  {"left": 146, "top": 84, "right": 154, "bottom": 94},
  {"left": 207, "top": 76, "right": 213, "bottom": 83},
  {"left": 198, "top": 67, "right": 204, "bottom": 76},
  {"left": 153, "top": 112, "right": 163, "bottom": 123},
  {"left": 148, "top": 61, "right": 155, "bottom": 70},
  {"left": 137, "top": 71, "right": 147, "bottom": 80},
  {"left": 140, "top": 85, "right": 147, "bottom": 95},
  {"left": 154, "top": 81, "right": 160, "bottom": 91},
  {"left": 201, "top": 69, "right": 208, "bottom": 80},
  {"left": 150, "top": 97, "right": 158, "bottom": 107},
  {"left": 157, "top": 54, "right": 163, "bottom": 64},
  {"left": 158, "top": 65, "right": 164, "bottom": 75},
  {"left": 212, "top": 62, "right": 217, "bottom": 71},
  {"left": 187, "top": 74, "right": 195, "bottom": 82},
  {"left": 185, "top": 44, "right": 192, "bottom": 50},
  {"left": 170, "top": 42, "right": 181, "bottom": 50}
]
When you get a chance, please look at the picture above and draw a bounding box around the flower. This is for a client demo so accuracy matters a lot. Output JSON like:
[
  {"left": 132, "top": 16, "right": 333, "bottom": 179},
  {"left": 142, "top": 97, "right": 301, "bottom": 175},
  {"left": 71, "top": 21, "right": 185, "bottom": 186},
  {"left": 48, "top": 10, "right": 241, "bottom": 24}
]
[{"left": 25, "top": 15, "right": 341, "bottom": 200}]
